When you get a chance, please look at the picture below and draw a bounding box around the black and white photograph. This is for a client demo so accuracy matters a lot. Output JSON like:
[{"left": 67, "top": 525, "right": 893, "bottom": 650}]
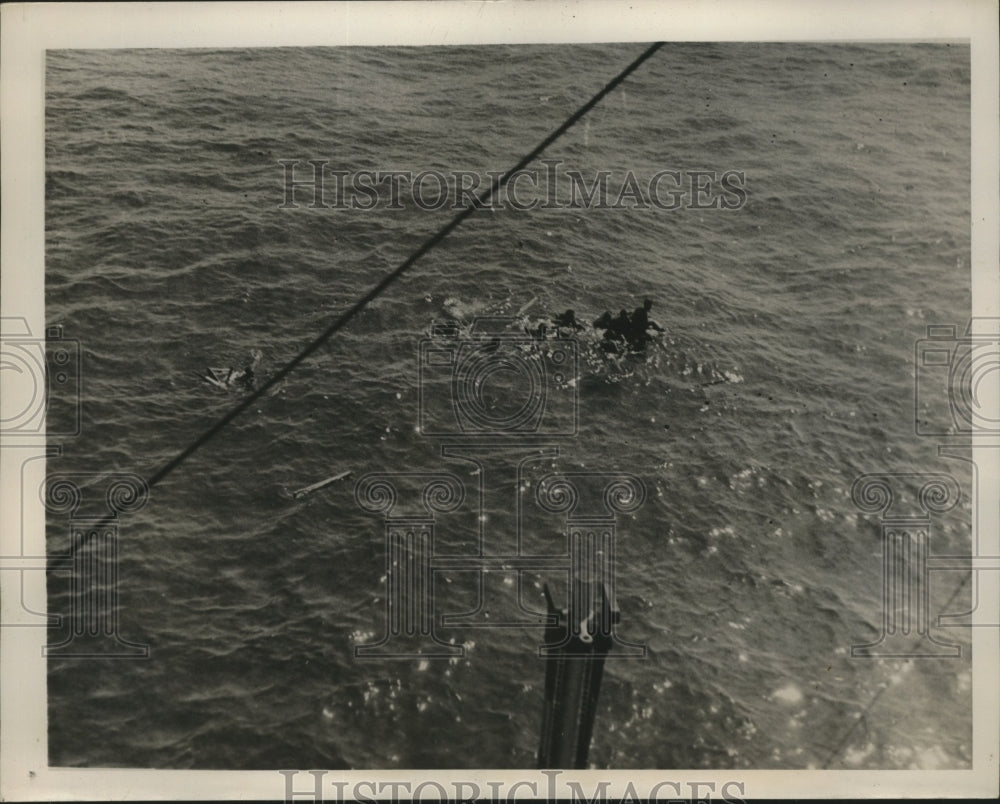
[{"left": 1, "top": 1, "right": 998, "bottom": 801}]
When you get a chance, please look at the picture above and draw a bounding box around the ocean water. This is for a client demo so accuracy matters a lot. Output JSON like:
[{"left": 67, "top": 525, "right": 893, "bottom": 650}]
[{"left": 44, "top": 43, "right": 974, "bottom": 770}]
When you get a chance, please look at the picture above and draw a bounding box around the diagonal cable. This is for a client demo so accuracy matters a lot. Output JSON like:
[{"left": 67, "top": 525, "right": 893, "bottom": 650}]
[{"left": 47, "top": 41, "right": 665, "bottom": 573}]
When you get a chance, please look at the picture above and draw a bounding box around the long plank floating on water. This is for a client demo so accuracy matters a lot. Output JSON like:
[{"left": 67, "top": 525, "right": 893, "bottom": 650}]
[{"left": 292, "top": 470, "right": 353, "bottom": 499}]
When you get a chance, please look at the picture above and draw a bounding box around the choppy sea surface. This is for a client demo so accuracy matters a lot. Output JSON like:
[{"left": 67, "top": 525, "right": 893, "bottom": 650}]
[{"left": 45, "top": 43, "right": 973, "bottom": 770}]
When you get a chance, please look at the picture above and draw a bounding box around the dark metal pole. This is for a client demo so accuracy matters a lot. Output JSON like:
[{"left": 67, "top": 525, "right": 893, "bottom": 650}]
[{"left": 537, "top": 580, "right": 618, "bottom": 769}]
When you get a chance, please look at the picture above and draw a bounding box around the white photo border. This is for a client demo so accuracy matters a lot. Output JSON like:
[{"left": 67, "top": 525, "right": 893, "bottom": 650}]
[{"left": 1, "top": 0, "right": 997, "bottom": 800}]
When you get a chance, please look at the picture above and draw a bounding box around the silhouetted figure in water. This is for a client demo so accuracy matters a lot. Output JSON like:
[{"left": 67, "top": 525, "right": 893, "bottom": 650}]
[
  {"left": 611, "top": 309, "right": 632, "bottom": 343},
  {"left": 552, "top": 309, "right": 584, "bottom": 331},
  {"left": 592, "top": 301, "right": 665, "bottom": 352},
  {"left": 593, "top": 311, "right": 613, "bottom": 330},
  {"left": 235, "top": 349, "right": 263, "bottom": 388},
  {"left": 591, "top": 310, "right": 621, "bottom": 350},
  {"left": 238, "top": 364, "right": 255, "bottom": 389},
  {"left": 592, "top": 309, "right": 632, "bottom": 352},
  {"left": 628, "top": 298, "right": 664, "bottom": 350}
]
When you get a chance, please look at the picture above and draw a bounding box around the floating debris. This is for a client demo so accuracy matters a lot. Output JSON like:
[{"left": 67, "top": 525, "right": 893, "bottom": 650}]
[{"left": 292, "top": 470, "right": 353, "bottom": 499}]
